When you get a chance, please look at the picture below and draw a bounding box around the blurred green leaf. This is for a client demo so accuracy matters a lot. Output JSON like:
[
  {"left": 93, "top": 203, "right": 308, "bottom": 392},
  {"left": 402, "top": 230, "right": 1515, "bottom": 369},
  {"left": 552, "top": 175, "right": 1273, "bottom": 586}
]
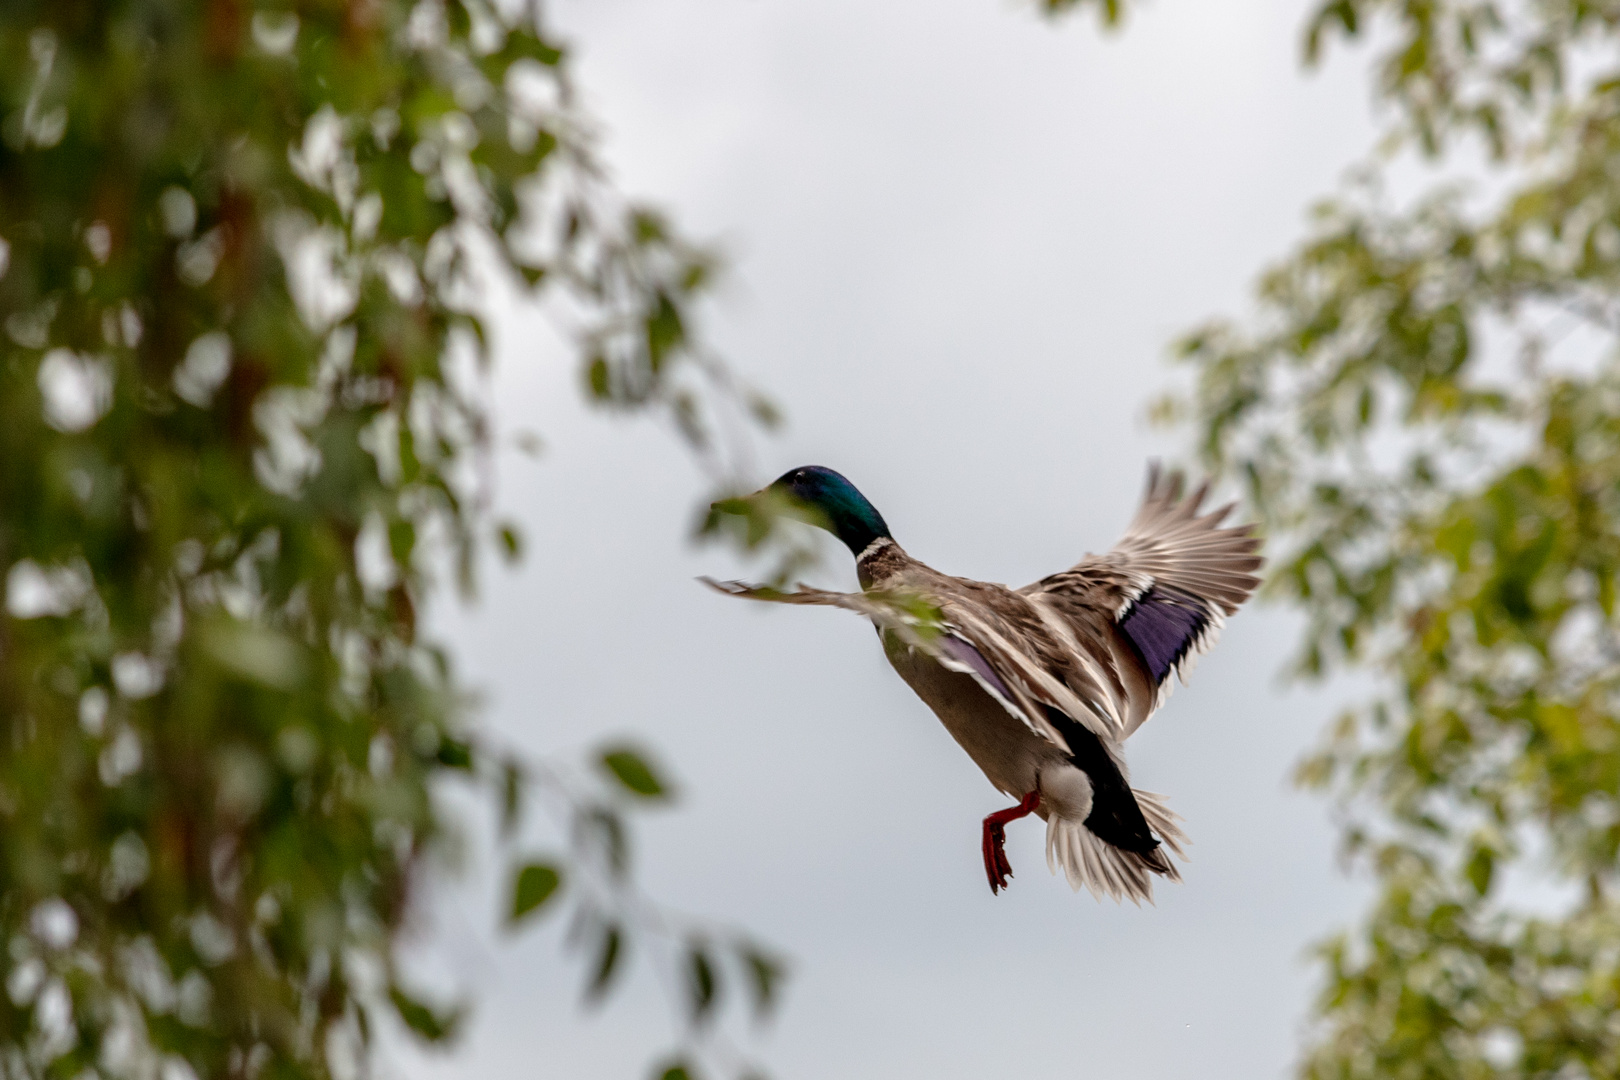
[
  {"left": 497, "top": 522, "right": 524, "bottom": 563},
  {"left": 600, "top": 745, "right": 669, "bottom": 799},
  {"left": 686, "top": 941, "right": 719, "bottom": 1023},
  {"left": 581, "top": 805, "right": 630, "bottom": 877},
  {"left": 437, "top": 738, "right": 474, "bottom": 770},
  {"left": 510, "top": 862, "right": 563, "bottom": 924},
  {"left": 585, "top": 923, "right": 624, "bottom": 1001},
  {"left": 740, "top": 942, "right": 787, "bottom": 1019},
  {"left": 1464, "top": 844, "right": 1495, "bottom": 897},
  {"left": 390, "top": 987, "right": 464, "bottom": 1044},
  {"left": 501, "top": 758, "right": 524, "bottom": 837}
]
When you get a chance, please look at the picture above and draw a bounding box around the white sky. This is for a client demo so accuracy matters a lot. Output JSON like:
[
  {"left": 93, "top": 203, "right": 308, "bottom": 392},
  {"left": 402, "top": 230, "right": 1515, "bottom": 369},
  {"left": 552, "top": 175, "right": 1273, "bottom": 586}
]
[{"left": 399, "top": 1, "right": 1388, "bottom": 1077}]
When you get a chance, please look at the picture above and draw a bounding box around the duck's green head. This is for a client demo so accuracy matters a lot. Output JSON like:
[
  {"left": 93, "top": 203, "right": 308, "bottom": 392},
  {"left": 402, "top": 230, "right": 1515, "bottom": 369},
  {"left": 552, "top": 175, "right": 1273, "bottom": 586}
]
[{"left": 769, "top": 465, "right": 892, "bottom": 557}]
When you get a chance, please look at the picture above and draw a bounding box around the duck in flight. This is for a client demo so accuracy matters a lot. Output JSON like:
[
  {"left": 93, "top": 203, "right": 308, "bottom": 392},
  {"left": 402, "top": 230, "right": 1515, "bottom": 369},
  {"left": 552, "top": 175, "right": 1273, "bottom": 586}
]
[{"left": 707, "top": 464, "right": 1262, "bottom": 903}]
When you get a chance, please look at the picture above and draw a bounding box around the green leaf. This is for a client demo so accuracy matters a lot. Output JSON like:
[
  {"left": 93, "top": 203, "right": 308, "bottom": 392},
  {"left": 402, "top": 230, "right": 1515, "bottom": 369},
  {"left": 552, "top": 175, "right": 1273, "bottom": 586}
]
[
  {"left": 746, "top": 392, "right": 782, "bottom": 428},
  {"left": 501, "top": 32, "right": 564, "bottom": 67},
  {"left": 510, "top": 862, "right": 563, "bottom": 924},
  {"left": 580, "top": 805, "right": 629, "bottom": 876},
  {"left": 739, "top": 942, "right": 786, "bottom": 1018},
  {"left": 599, "top": 745, "right": 669, "bottom": 799},
  {"left": 500, "top": 759, "right": 524, "bottom": 837},
  {"left": 587, "top": 356, "right": 611, "bottom": 399},
  {"left": 686, "top": 942, "right": 718, "bottom": 1022},
  {"left": 585, "top": 923, "right": 623, "bottom": 1001},
  {"left": 389, "top": 987, "right": 463, "bottom": 1043},
  {"left": 436, "top": 738, "right": 474, "bottom": 770},
  {"left": 497, "top": 522, "right": 523, "bottom": 563},
  {"left": 1465, "top": 844, "right": 1495, "bottom": 897}
]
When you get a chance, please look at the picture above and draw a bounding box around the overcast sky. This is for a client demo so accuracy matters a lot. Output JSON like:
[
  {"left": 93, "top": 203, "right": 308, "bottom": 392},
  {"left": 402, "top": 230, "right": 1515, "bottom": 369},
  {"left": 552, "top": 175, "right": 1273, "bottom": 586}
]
[{"left": 397, "top": 1, "right": 1388, "bottom": 1077}]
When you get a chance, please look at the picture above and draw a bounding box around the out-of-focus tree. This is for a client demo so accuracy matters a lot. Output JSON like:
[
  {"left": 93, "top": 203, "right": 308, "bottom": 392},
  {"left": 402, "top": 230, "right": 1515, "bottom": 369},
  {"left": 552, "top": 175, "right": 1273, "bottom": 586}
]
[
  {"left": 1155, "top": 0, "right": 1620, "bottom": 1075},
  {"left": 0, "top": 3, "right": 779, "bottom": 1079}
]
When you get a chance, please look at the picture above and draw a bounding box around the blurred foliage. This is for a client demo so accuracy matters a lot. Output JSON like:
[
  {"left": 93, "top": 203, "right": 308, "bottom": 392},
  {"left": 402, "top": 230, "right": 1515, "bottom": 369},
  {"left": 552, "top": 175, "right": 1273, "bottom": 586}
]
[
  {"left": 701, "top": 486, "right": 837, "bottom": 589},
  {"left": 0, "top": 2, "right": 777, "bottom": 1079},
  {"left": 1158, "top": 0, "right": 1620, "bottom": 1075},
  {"left": 1037, "top": 0, "right": 1128, "bottom": 27}
]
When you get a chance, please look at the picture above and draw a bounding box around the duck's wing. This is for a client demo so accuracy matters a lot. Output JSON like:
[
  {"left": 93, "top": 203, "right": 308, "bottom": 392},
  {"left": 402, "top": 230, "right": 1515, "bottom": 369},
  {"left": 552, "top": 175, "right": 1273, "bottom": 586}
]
[
  {"left": 700, "top": 577, "right": 1096, "bottom": 755},
  {"left": 1022, "top": 464, "right": 1264, "bottom": 738},
  {"left": 930, "top": 586, "right": 1134, "bottom": 748}
]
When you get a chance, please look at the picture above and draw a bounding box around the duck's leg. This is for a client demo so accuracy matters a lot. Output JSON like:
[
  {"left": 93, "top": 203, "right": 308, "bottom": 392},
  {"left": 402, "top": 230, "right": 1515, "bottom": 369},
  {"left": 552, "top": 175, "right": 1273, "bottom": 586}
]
[{"left": 981, "top": 790, "right": 1041, "bottom": 894}]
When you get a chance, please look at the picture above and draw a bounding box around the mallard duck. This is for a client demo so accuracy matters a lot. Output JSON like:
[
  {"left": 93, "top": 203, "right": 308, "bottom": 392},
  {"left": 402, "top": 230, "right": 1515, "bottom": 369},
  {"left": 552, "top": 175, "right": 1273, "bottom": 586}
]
[{"left": 707, "top": 464, "right": 1262, "bottom": 903}]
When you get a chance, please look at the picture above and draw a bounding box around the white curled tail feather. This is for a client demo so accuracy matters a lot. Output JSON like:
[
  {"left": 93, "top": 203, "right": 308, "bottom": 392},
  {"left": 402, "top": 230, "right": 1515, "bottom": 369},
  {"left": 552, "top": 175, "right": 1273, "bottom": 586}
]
[
  {"left": 1044, "top": 792, "right": 1187, "bottom": 906},
  {"left": 1135, "top": 789, "right": 1190, "bottom": 860}
]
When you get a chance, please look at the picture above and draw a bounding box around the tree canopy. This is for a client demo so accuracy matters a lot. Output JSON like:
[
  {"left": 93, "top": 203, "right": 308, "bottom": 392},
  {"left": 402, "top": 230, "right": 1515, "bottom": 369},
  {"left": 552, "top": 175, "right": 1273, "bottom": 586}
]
[
  {"left": 0, "top": 2, "right": 772, "bottom": 1078},
  {"left": 1166, "top": 0, "right": 1620, "bottom": 1074}
]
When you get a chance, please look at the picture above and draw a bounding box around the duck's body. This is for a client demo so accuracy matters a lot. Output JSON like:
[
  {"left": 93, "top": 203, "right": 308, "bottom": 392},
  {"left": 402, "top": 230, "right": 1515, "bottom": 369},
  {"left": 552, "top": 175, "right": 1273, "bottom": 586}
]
[
  {"left": 709, "top": 465, "right": 1262, "bottom": 903},
  {"left": 882, "top": 626, "right": 1057, "bottom": 804}
]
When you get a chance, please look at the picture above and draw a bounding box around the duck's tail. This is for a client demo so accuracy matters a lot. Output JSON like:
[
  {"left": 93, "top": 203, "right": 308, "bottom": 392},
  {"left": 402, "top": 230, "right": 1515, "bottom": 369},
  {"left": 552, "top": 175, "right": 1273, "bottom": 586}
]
[{"left": 1044, "top": 790, "right": 1188, "bottom": 905}]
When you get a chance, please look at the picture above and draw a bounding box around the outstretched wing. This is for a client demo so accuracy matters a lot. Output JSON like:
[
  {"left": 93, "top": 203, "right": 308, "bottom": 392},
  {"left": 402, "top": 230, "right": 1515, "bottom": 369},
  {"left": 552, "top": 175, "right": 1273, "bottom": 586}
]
[
  {"left": 700, "top": 577, "right": 1087, "bottom": 754},
  {"left": 1023, "top": 464, "right": 1263, "bottom": 737}
]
